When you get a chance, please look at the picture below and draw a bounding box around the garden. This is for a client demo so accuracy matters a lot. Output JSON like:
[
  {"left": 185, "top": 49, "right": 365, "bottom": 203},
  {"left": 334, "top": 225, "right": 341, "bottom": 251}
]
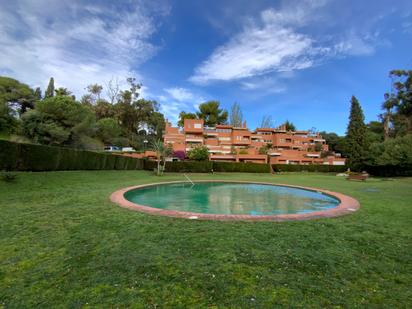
[{"left": 1, "top": 170, "right": 411, "bottom": 307}]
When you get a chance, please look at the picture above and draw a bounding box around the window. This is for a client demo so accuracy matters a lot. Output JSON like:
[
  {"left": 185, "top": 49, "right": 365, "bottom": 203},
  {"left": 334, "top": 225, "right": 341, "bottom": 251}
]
[{"left": 194, "top": 123, "right": 202, "bottom": 129}]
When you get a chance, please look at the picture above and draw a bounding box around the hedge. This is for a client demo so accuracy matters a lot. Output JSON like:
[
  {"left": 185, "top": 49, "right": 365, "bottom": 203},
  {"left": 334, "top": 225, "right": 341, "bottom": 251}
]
[
  {"left": 0, "top": 140, "right": 144, "bottom": 171},
  {"left": 143, "top": 160, "right": 213, "bottom": 173},
  {"left": 212, "top": 161, "right": 270, "bottom": 173},
  {"left": 272, "top": 164, "right": 347, "bottom": 173},
  {"left": 364, "top": 165, "right": 412, "bottom": 177}
]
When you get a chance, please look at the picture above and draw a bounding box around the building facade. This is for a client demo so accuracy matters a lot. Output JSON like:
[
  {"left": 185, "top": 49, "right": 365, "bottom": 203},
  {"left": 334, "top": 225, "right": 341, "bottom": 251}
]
[{"left": 164, "top": 119, "right": 345, "bottom": 165}]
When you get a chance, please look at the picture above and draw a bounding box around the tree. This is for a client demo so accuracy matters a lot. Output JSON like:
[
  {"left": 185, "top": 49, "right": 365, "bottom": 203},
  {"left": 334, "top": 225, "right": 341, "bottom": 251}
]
[
  {"left": 284, "top": 120, "right": 296, "bottom": 131},
  {"left": 0, "top": 76, "right": 37, "bottom": 114},
  {"left": 147, "top": 111, "right": 165, "bottom": 138},
  {"left": 345, "top": 96, "right": 368, "bottom": 170},
  {"left": 0, "top": 102, "right": 19, "bottom": 134},
  {"left": 152, "top": 139, "right": 172, "bottom": 175},
  {"left": 106, "top": 78, "right": 120, "bottom": 104},
  {"left": 382, "top": 70, "right": 412, "bottom": 136},
  {"left": 22, "top": 96, "right": 96, "bottom": 147},
  {"left": 368, "top": 134, "right": 412, "bottom": 166},
  {"left": 366, "top": 121, "right": 384, "bottom": 144},
  {"left": 319, "top": 131, "right": 347, "bottom": 155},
  {"left": 45, "top": 77, "right": 55, "bottom": 98},
  {"left": 54, "top": 87, "right": 72, "bottom": 96},
  {"left": 177, "top": 111, "right": 197, "bottom": 127},
  {"left": 96, "top": 118, "right": 121, "bottom": 144},
  {"left": 196, "top": 101, "right": 228, "bottom": 127},
  {"left": 34, "top": 87, "right": 42, "bottom": 100},
  {"left": 94, "top": 100, "right": 116, "bottom": 120},
  {"left": 260, "top": 115, "right": 274, "bottom": 128},
  {"left": 230, "top": 102, "right": 243, "bottom": 127},
  {"left": 187, "top": 145, "right": 209, "bottom": 161},
  {"left": 86, "top": 84, "right": 103, "bottom": 103}
]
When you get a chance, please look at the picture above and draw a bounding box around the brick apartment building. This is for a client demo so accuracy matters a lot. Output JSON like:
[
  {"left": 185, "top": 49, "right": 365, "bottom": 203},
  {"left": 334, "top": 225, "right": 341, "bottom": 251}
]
[{"left": 164, "top": 118, "right": 346, "bottom": 165}]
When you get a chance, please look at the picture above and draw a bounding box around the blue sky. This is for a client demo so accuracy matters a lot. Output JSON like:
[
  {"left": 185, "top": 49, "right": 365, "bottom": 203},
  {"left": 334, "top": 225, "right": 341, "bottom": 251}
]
[{"left": 1, "top": 0, "right": 411, "bottom": 134}]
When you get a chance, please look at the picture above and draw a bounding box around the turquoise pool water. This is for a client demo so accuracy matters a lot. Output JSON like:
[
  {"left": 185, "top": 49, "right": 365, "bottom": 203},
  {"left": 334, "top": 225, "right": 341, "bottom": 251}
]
[{"left": 124, "top": 182, "right": 340, "bottom": 216}]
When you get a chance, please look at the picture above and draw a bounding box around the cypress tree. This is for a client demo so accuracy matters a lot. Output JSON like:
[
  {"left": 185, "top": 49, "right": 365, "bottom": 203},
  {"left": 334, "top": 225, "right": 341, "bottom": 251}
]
[
  {"left": 34, "top": 87, "right": 42, "bottom": 100},
  {"left": 45, "top": 77, "right": 55, "bottom": 98},
  {"left": 346, "top": 96, "right": 368, "bottom": 171}
]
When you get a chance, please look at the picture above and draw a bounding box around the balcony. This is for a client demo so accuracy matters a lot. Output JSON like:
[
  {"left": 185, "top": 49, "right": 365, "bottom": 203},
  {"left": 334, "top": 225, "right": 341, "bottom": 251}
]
[
  {"left": 185, "top": 135, "right": 203, "bottom": 143},
  {"left": 232, "top": 137, "right": 251, "bottom": 145}
]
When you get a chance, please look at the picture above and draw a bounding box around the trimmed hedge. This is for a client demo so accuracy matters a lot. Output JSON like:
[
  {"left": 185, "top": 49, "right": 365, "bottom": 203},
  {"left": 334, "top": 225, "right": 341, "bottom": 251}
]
[
  {"left": 364, "top": 165, "right": 412, "bottom": 177},
  {"left": 143, "top": 160, "right": 213, "bottom": 173},
  {"left": 143, "top": 160, "right": 270, "bottom": 173},
  {"left": 272, "top": 164, "right": 347, "bottom": 173},
  {"left": 213, "top": 161, "right": 270, "bottom": 173},
  {"left": 0, "top": 140, "right": 144, "bottom": 171},
  {"left": 167, "top": 161, "right": 213, "bottom": 173}
]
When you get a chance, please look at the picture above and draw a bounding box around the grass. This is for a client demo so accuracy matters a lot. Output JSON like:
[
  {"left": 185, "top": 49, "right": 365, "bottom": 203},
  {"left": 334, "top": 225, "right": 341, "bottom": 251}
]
[{"left": 0, "top": 171, "right": 411, "bottom": 308}]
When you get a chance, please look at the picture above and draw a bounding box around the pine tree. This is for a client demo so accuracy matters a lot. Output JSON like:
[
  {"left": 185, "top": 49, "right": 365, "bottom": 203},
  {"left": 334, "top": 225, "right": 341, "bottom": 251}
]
[
  {"left": 346, "top": 96, "right": 368, "bottom": 170},
  {"left": 45, "top": 77, "right": 55, "bottom": 98}
]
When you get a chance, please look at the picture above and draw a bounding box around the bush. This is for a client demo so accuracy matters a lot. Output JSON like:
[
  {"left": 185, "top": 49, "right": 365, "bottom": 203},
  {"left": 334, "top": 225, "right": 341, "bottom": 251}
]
[
  {"left": 0, "top": 140, "right": 144, "bottom": 171},
  {"left": 272, "top": 164, "right": 347, "bottom": 173},
  {"left": 187, "top": 145, "right": 209, "bottom": 161},
  {"left": 173, "top": 150, "right": 186, "bottom": 161}
]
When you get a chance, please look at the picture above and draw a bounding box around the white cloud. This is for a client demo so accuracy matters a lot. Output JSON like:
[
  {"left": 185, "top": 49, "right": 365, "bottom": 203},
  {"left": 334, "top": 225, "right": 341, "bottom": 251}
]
[
  {"left": 0, "top": 0, "right": 168, "bottom": 97},
  {"left": 164, "top": 87, "right": 194, "bottom": 102},
  {"left": 240, "top": 77, "right": 286, "bottom": 93},
  {"left": 154, "top": 87, "right": 206, "bottom": 125},
  {"left": 189, "top": 0, "right": 378, "bottom": 84}
]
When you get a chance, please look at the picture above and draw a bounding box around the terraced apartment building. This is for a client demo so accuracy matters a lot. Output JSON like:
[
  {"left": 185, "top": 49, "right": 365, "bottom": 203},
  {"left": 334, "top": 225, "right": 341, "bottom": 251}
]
[{"left": 164, "top": 119, "right": 346, "bottom": 165}]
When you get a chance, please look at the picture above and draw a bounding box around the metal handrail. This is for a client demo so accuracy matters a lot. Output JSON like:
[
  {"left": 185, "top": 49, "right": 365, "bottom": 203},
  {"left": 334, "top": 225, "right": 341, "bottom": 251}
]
[{"left": 184, "top": 173, "right": 195, "bottom": 186}]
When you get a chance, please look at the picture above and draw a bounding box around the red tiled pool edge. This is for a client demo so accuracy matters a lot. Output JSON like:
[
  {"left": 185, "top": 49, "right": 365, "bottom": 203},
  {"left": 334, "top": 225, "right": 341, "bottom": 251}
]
[{"left": 110, "top": 180, "right": 360, "bottom": 221}]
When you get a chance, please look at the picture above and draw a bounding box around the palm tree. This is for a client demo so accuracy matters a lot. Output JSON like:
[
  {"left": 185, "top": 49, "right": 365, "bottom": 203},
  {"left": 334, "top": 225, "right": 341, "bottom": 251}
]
[{"left": 151, "top": 140, "right": 172, "bottom": 175}]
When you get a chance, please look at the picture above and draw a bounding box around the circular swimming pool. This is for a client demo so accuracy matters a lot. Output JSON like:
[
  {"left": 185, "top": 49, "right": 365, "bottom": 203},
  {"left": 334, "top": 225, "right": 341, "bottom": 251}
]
[{"left": 111, "top": 181, "right": 360, "bottom": 221}]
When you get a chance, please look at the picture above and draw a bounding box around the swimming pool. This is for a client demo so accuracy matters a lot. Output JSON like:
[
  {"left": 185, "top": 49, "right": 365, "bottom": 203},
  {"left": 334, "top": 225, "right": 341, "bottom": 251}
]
[{"left": 111, "top": 181, "right": 360, "bottom": 221}]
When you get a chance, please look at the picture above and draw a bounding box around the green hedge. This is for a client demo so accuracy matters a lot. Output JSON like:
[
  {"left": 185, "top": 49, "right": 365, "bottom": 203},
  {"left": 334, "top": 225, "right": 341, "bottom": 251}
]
[
  {"left": 143, "top": 160, "right": 213, "bottom": 173},
  {"left": 272, "top": 164, "right": 347, "bottom": 173},
  {"left": 143, "top": 160, "right": 269, "bottom": 173},
  {"left": 0, "top": 140, "right": 144, "bottom": 171},
  {"left": 167, "top": 161, "right": 213, "bottom": 173},
  {"left": 364, "top": 165, "right": 412, "bottom": 177},
  {"left": 213, "top": 161, "right": 270, "bottom": 173},
  {"left": 1, "top": 140, "right": 353, "bottom": 174}
]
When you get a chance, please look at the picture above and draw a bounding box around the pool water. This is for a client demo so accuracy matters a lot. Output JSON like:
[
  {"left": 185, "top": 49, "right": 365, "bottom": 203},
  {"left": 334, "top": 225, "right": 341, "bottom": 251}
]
[{"left": 124, "top": 182, "right": 340, "bottom": 216}]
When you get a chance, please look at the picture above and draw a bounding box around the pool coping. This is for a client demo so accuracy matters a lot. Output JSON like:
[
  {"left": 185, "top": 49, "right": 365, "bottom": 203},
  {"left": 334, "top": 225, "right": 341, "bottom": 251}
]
[{"left": 110, "top": 180, "right": 360, "bottom": 221}]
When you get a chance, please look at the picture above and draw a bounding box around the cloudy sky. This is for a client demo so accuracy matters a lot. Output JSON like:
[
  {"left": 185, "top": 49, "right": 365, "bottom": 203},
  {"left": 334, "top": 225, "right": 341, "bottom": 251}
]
[{"left": 1, "top": 0, "right": 411, "bottom": 134}]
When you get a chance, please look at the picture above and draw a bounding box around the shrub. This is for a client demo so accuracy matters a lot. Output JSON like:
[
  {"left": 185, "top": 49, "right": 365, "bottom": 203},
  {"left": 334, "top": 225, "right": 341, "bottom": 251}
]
[
  {"left": 173, "top": 150, "right": 186, "bottom": 161},
  {"left": 187, "top": 145, "right": 209, "bottom": 161}
]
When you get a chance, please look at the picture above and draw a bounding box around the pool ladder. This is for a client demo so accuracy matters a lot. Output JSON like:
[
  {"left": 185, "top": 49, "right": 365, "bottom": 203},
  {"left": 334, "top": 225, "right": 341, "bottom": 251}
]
[{"left": 184, "top": 173, "right": 195, "bottom": 187}]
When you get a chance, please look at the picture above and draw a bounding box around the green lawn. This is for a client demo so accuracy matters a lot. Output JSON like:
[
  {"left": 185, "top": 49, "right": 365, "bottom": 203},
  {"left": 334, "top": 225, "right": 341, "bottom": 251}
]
[{"left": 1, "top": 171, "right": 411, "bottom": 308}]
